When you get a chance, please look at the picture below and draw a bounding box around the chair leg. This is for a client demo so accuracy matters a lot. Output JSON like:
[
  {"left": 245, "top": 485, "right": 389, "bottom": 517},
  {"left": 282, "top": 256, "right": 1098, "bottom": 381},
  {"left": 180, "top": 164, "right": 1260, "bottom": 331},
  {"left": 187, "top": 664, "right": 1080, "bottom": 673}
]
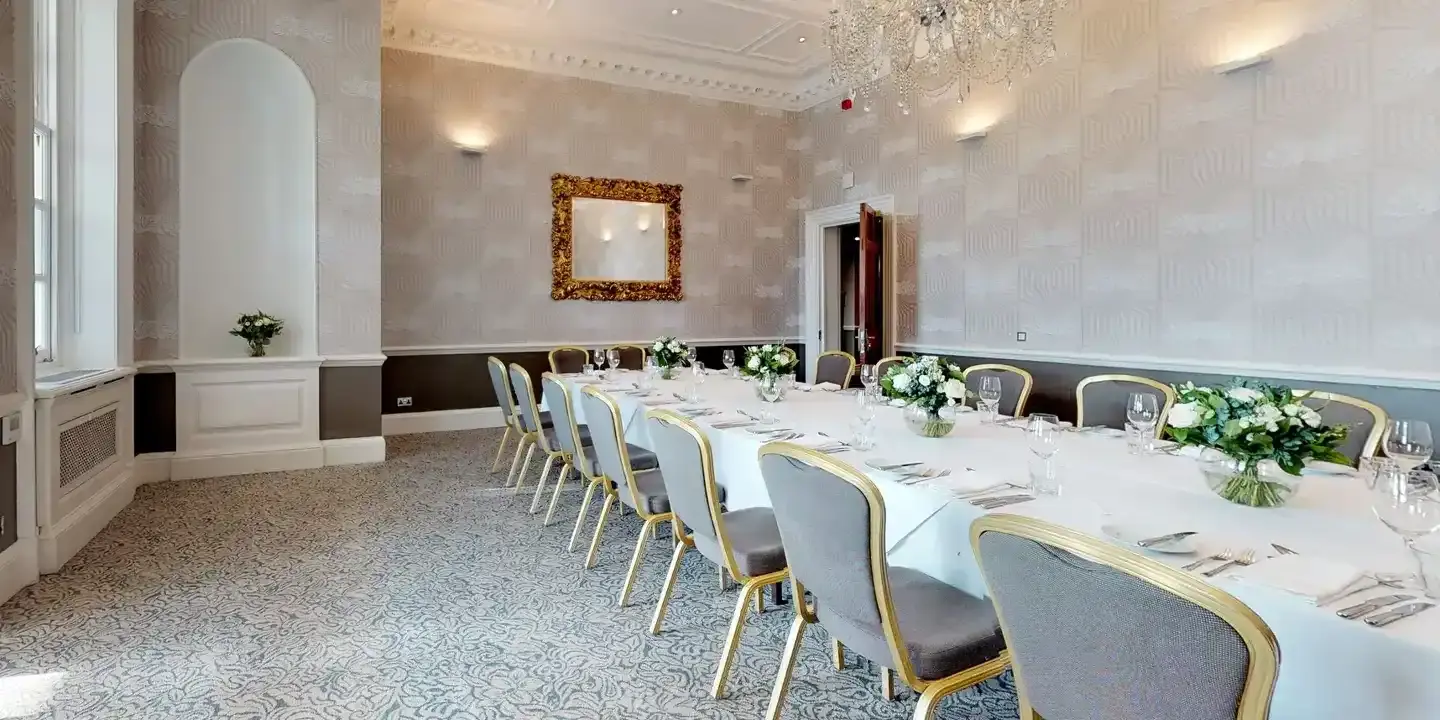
[
  {"left": 718, "top": 566, "right": 730, "bottom": 592},
  {"left": 755, "top": 586, "right": 765, "bottom": 614},
  {"left": 583, "top": 493, "right": 615, "bottom": 569},
  {"left": 881, "top": 666, "right": 896, "bottom": 701},
  {"left": 505, "top": 436, "right": 529, "bottom": 486},
  {"left": 491, "top": 425, "right": 514, "bottom": 472},
  {"left": 567, "top": 479, "right": 600, "bottom": 553},
  {"left": 711, "top": 576, "right": 766, "bottom": 699},
  {"left": 649, "top": 540, "right": 687, "bottom": 635},
  {"left": 513, "top": 443, "right": 538, "bottom": 490},
  {"left": 832, "top": 639, "right": 845, "bottom": 670},
  {"left": 618, "top": 515, "right": 664, "bottom": 607},
  {"left": 763, "top": 613, "right": 808, "bottom": 720},
  {"left": 537, "top": 461, "right": 569, "bottom": 518},
  {"left": 544, "top": 463, "right": 573, "bottom": 526},
  {"left": 526, "top": 454, "right": 556, "bottom": 504},
  {"left": 911, "top": 654, "right": 1012, "bottom": 720}
]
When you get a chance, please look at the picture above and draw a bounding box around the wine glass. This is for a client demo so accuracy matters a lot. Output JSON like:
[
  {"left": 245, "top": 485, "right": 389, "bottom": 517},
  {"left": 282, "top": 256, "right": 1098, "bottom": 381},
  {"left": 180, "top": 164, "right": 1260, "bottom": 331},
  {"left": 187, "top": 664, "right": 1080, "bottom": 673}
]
[
  {"left": 1373, "top": 464, "right": 1440, "bottom": 584},
  {"left": 1386, "top": 420, "right": 1434, "bottom": 473},
  {"left": 859, "top": 364, "right": 877, "bottom": 392},
  {"left": 1126, "top": 392, "right": 1160, "bottom": 452},
  {"left": 606, "top": 349, "right": 620, "bottom": 373},
  {"left": 722, "top": 349, "right": 736, "bottom": 376},
  {"left": 851, "top": 399, "right": 877, "bottom": 451},
  {"left": 1028, "top": 414, "right": 1061, "bottom": 495},
  {"left": 978, "top": 375, "right": 1003, "bottom": 424},
  {"left": 685, "top": 345, "right": 698, "bottom": 367},
  {"left": 688, "top": 361, "right": 706, "bottom": 403}
]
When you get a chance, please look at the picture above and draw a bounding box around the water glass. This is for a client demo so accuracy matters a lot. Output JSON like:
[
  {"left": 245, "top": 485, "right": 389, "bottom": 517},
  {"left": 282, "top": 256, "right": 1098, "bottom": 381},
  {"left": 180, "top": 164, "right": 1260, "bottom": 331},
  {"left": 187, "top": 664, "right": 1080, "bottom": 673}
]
[
  {"left": 686, "top": 345, "right": 698, "bottom": 366},
  {"left": 1373, "top": 462, "right": 1440, "bottom": 546},
  {"left": 1359, "top": 457, "right": 1397, "bottom": 490},
  {"left": 722, "top": 349, "right": 736, "bottom": 376},
  {"left": 1125, "top": 422, "right": 1146, "bottom": 455},
  {"left": 688, "top": 362, "right": 706, "bottom": 403},
  {"left": 850, "top": 414, "right": 876, "bottom": 452},
  {"left": 859, "top": 364, "right": 878, "bottom": 392},
  {"left": 1028, "top": 414, "right": 1061, "bottom": 495},
  {"left": 1029, "top": 456, "right": 1062, "bottom": 496},
  {"left": 582, "top": 363, "right": 596, "bottom": 377},
  {"left": 606, "top": 349, "right": 620, "bottom": 372},
  {"left": 593, "top": 348, "right": 606, "bottom": 368},
  {"left": 978, "top": 375, "right": 1003, "bottom": 423},
  {"left": 1126, "top": 392, "right": 1159, "bottom": 440},
  {"left": 1386, "top": 419, "right": 1435, "bottom": 472}
]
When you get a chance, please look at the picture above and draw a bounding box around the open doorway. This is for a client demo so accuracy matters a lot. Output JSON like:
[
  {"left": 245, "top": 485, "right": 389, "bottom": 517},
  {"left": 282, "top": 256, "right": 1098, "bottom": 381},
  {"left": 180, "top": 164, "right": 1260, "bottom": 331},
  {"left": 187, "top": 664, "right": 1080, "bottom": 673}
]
[{"left": 803, "top": 196, "right": 895, "bottom": 372}]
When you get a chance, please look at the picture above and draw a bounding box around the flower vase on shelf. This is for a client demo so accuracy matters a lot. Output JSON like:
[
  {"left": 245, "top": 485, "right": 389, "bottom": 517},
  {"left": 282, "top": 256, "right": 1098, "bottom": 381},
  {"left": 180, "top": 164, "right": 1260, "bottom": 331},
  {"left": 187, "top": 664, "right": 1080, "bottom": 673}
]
[
  {"left": 1197, "top": 448, "right": 1300, "bottom": 508},
  {"left": 904, "top": 403, "right": 957, "bottom": 438},
  {"left": 247, "top": 339, "right": 270, "bottom": 358}
]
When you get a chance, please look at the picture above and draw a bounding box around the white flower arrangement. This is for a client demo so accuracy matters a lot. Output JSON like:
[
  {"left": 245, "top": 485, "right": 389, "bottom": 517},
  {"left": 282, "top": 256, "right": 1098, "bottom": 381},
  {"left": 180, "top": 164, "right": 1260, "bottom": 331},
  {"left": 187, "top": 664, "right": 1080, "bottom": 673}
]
[
  {"left": 650, "top": 336, "right": 689, "bottom": 369},
  {"left": 740, "top": 343, "right": 798, "bottom": 379},
  {"left": 879, "top": 356, "right": 967, "bottom": 413},
  {"left": 230, "top": 311, "right": 284, "bottom": 357}
]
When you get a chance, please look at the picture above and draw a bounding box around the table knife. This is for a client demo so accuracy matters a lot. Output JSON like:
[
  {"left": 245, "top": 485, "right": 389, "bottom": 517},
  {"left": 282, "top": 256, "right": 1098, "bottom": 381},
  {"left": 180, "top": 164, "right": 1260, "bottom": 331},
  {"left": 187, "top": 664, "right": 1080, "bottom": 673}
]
[
  {"left": 1136, "top": 531, "right": 1198, "bottom": 548},
  {"left": 1365, "top": 602, "right": 1435, "bottom": 627},
  {"left": 1337, "top": 594, "right": 1413, "bottom": 620},
  {"left": 978, "top": 496, "right": 1035, "bottom": 509}
]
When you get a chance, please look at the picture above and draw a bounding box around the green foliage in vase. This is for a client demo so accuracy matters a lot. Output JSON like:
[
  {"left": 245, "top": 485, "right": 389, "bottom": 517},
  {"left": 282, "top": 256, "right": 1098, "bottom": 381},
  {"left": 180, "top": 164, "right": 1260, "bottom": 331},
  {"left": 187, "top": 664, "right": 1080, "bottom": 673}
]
[
  {"left": 1165, "top": 380, "right": 1349, "bottom": 476},
  {"left": 230, "top": 311, "right": 284, "bottom": 357},
  {"left": 649, "top": 336, "right": 690, "bottom": 369},
  {"left": 740, "top": 344, "right": 798, "bottom": 378},
  {"left": 879, "top": 356, "right": 967, "bottom": 413}
]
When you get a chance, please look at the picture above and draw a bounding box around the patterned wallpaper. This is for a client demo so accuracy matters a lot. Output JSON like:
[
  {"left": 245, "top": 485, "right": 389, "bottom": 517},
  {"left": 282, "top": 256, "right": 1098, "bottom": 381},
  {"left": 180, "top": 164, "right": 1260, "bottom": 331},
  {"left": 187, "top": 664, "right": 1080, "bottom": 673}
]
[
  {"left": 134, "top": 0, "right": 382, "bottom": 361},
  {"left": 380, "top": 49, "right": 805, "bottom": 348},
  {"left": 800, "top": 0, "right": 1440, "bottom": 375},
  {"left": 0, "top": 0, "right": 18, "bottom": 394}
]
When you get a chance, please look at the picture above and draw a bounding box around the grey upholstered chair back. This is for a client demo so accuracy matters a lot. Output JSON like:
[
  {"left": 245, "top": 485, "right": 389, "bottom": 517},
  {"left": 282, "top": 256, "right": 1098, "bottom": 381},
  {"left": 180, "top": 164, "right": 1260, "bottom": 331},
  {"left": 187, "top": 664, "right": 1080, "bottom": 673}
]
[
  {"left": 549, "top": 347, "right": 588, "bottom": 374},
  {"left": 1076, "top": 377, "right": 1169, "bottom": 430},
  {"left": 579, "top": 390, "right": 630, "bottom": 484},
  {"left": 613, "top": 345, "right": 646, "bottom": 370},
  {"left": 645, "top": 414, "right": 721, "bottom": 549},
  {"left": 1299, "top": 391, "right": 1385, "bottom": 464},
  {"left": 759, "top": 452, "right": 882, "bottom": 629},
  {"left": 977, "top": 531, "right": 1255, "bottom": 720},
  {"left": 487, "top": 357, "right": 515, "bottom": 423},
  {"left": 965, "top": 369, "right": 1026, "bottom": 417},
  {"left": 814, "top": 352, "right": 855, "bottom": 387},
  {"left": 508, "top": 365, "right": 544, "bottom": 435},
  {"left": 541, "top": 375, "right": 582, "bottom": 457}
]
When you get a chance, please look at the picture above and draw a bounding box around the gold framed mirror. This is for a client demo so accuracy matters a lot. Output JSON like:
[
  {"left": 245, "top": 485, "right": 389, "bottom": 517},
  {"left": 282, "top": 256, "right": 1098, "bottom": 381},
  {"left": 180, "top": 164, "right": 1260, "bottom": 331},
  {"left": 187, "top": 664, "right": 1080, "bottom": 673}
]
[{"left": 550, "top": 173, "right": 684, "bottom": 301}]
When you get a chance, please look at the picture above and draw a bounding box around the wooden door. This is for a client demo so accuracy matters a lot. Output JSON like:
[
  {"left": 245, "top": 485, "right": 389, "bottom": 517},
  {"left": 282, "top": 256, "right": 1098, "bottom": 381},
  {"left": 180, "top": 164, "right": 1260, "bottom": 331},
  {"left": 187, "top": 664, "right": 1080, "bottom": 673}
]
[{"left": 855, "top": 203, "right": 885, "bottom": 364}]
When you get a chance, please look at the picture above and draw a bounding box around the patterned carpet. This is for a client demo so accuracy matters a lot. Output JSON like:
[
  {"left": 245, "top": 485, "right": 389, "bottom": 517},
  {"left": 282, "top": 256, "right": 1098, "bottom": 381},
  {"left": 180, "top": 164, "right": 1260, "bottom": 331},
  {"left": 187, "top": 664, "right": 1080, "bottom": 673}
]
[{"left": 0, "top": 430, "right": 1017, "bottom": 719}]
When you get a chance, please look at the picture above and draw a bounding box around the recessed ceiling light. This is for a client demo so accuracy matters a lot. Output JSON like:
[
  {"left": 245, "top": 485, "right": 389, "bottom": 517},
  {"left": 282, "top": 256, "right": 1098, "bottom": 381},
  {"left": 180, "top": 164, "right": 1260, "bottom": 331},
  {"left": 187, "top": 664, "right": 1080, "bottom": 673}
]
[
  {"left": 798, "top": 36, "right": 807, "bottom": 43},
  {"left": 670, "top": 8, "right": 680, "bottom": 15}
]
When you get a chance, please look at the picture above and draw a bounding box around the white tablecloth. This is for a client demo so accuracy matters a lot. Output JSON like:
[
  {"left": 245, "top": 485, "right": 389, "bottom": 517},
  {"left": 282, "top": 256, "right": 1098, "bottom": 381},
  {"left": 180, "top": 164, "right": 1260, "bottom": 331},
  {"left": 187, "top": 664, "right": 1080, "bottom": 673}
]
[{"left": 558, "top": 371, "right": 1440, "bottom": 719}]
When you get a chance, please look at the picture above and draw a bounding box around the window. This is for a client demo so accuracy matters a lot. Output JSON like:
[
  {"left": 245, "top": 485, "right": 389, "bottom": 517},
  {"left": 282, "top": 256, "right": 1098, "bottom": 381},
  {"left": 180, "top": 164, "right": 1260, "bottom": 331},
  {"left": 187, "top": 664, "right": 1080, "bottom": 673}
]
[{"left": 33, "top": 0, "right": 57, "bottom": 364}]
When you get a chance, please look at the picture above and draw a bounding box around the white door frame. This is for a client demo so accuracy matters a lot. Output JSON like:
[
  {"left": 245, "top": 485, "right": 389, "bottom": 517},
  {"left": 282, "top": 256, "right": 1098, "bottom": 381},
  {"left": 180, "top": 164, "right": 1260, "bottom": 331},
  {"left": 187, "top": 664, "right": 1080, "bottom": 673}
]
[{"left": 801, "top": 195, "right": 896, "bottom": 373}]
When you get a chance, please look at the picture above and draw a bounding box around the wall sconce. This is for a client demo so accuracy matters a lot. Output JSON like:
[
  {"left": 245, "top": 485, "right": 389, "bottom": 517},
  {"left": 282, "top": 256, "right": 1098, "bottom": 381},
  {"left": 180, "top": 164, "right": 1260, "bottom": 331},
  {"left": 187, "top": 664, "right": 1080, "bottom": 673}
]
[
  {"left": 637, "top": 218, "right": 651, "bottom": 232},
  {"left": 1214, "top": 54, "right": 1271, "bottom": 74},
  {"left": 601, "top": 230, "right": 613, "bottom": 242},
  {"left": 730, "top": 174, "right": 754, "bottom": 182},
  {"left": 955, "top": 130, "right": 988, "bottom": 142},
  {"left": 456, "top": 143, "right": 487, "bottom": 156}
]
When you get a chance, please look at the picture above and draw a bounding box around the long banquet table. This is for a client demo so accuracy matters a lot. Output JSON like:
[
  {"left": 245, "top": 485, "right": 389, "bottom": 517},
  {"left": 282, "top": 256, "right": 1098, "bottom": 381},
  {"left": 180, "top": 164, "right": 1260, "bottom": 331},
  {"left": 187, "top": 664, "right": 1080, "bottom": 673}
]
[{"left": 559, "top": 370, "right": 1440, "bottom": 719}]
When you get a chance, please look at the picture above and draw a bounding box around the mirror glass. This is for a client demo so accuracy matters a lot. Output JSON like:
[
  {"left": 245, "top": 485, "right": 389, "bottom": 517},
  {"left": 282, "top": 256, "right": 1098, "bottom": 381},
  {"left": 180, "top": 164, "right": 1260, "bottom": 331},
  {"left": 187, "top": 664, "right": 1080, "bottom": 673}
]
[{"left": 570, "top": 198, "right": 668, "bottom": 281}]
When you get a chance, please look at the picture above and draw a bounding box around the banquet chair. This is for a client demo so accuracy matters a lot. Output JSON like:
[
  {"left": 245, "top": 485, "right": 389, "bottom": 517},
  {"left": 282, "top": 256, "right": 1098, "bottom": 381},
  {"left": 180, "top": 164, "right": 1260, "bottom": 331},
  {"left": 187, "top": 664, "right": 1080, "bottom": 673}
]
[
  {"left": 814, "top": 350, "right": 857, "bottom": 388},
  {"left": 964, "top": 363, "right": 1035, "bottom": 417},
  {"left": 645, "top": 410, "right": 784, "bottom": 699},
  {"left": 539, "top": 374, "right": 596, "bottom": 524},
  {"left": 509, "top": 368, "right": 592, "bottom": 507},
  {"left": 1075, "top": 374, "right": 1176, "bottom": 429},
  {"left": 873, "top": 355, "right": 907, "bottom": 381},
  {"left": 1294, "top": 389, "right": 1387, "bottom": 465},
  {"left": 507, "top": 364, "right": 562, "bottom": 493},
  {"left": 971, "top": 514, "right": 1279, "bottom": 720},
  {"left": 756, "top": 444, "right": 1010, "bottom": 720},
  {"left": 611, "top": 344, "right": 648, "bottom": 370},
  {"left": 576, "top": 388, "right": 668, "bottom": 597},
  {"left": 487, "top": 356, "right": 536, "bottom": 479},
  {"left": 548, "top": 346, "right": 589, "bottom": 374}
]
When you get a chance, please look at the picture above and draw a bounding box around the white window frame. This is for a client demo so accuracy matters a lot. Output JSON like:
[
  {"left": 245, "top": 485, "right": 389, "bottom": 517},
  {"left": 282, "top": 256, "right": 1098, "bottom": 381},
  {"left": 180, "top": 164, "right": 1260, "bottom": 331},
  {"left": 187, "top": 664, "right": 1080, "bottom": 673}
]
[{"left": 33, "top": 0, "right": 58, "bottom": 367}]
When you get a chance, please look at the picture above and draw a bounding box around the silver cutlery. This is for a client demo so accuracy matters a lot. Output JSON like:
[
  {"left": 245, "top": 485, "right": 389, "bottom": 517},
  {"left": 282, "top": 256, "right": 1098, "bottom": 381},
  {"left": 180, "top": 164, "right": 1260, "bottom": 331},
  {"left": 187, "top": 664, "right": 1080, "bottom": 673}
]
[
  {"left": 1271, "top": 543, "right": 1299, "bottom": 556},
  {"left": 1203, "top": 550, "right": 1257, "bottom": 577},
  {"left": 817, "top": 431, "right": 852, "bottom": 447},
  {"left": 1337, "top": 594, "right": 1414, "bottom": 620},
  {"left": 976, "top": 495, "right": 1035, "bottom": 509},
  {"left": 900, "top": 469, "right": 952, "bottom": 485},
  {"left": 747, "top": 427, "right": 794, "bottom": 436},
  {"left": 1317, "top": 573, "right": 1410, "bottom": 607},
  {"left": 1136, "top": 531, "right": 1199, "bottom": 549},
  {"left": 710, "top": 421, "right": 754, "bottom": 429},
  {"left": 1182, "top": 549, "right": 1232, "bottom": 572},
  {"left": 738, "top": 410, "right": 760, "bottom": 421},
  {"left": 1365, "top": 601, "right": 1435, "bottom": 627},
  {"left": 952, "top": 482, "right": 1029, "bottom": 499},
  {"left": 876, "top": 461, "right": 925, "bottom": 471},
  {"left": 971, "top": 493, "right": 1032, "bottom": 507}
]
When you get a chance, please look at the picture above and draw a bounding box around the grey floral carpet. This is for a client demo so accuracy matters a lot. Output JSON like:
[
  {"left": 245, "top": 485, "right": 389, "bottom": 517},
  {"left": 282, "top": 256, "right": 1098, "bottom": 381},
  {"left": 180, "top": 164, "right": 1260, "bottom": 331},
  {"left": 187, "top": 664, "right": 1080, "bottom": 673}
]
[{"left": 0, "top": 430, "right": 1017, "bottom": 719}]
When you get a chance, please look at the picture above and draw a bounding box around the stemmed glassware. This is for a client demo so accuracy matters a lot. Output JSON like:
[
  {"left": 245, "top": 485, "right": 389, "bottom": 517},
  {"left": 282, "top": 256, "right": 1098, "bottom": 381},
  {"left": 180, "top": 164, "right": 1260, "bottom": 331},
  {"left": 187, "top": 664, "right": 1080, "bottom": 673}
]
[
  {"left": 978, "top": 376, "right": 1003, "bottom": 424},
  {"left": 1126, "top": 392, "right": 1160, "bottom": 453},
  {"left": 1028, "top": 414, "right": 1061, "bottom": 495},
  {"left": 859, "top": 364, "right": 878, "bottom": 398},
  {"left": 686, "top": 346, "right": 698, "bottom": 367},
  {"left": 851, "top": 392, "right": 876, "bottom": 451},
  {"left": 606, "top": 348, "right": 620, "bottom": 373},
  {"left": 1372, "top": 463, "right": 1440, "bottom": 590},
  {"left": 688, "top": 361, "right": 706, "bottom": 403},
  {"left": 1385, "top": 420, "right": 1434, "bottom": 473},
  {"left": 722, "top": 349, "right": 736, "bottom": 377}
]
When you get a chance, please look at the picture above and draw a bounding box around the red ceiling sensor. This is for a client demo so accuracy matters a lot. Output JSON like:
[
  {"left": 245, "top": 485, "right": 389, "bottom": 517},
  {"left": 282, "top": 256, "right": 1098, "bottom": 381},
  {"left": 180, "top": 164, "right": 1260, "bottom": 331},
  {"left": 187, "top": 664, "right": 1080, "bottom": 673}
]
[{"left": 840, "top": 97, "right": 854, "bottom": 111}]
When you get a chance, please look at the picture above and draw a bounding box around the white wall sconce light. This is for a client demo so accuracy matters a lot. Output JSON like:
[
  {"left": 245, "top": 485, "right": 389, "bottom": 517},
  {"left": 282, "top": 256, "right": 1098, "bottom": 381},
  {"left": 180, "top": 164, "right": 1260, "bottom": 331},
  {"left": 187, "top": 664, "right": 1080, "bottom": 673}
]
[{"left": 1214, "top": 54, "right": 1271, "bottom": 74}]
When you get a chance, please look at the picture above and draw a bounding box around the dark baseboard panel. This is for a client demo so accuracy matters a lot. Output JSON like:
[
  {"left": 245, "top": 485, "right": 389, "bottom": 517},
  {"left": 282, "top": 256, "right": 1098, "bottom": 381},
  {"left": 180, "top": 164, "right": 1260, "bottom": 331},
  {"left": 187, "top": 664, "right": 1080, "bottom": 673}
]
[
  {"left": 135, "top": 372, "right": 177, "bottom": 455},
  {"left": 908, "top": 351, "right": 1440, "bottom": 430},
  {"left": 383, "top": 343, "right": 808, "bottom": 416},
  {"left": 0, "top": 442, "right": 15, "bottom": 553}
]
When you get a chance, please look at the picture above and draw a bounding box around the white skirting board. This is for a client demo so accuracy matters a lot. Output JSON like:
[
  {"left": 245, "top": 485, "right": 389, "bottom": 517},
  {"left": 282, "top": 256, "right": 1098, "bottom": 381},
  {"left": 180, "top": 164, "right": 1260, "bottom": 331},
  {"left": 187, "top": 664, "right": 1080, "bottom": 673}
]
[
  {"left": 0, "top": 538, "right": 40, "bottom": 606},
  {"left": 38, "top": 465, "right": 137, "bottom": 574},
  {"left": 381, "top": 408, "right": 505, "bottom": 436},
  {"left": 137, "top": 437, "right": 387, "bottom": 485}
]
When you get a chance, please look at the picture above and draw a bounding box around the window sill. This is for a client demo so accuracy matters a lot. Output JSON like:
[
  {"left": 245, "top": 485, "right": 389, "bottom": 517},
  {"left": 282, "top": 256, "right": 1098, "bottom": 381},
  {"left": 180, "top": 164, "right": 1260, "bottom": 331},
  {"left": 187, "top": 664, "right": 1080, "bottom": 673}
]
[{"left": 36, "top": 366, "right": 135, "bottom": 399}]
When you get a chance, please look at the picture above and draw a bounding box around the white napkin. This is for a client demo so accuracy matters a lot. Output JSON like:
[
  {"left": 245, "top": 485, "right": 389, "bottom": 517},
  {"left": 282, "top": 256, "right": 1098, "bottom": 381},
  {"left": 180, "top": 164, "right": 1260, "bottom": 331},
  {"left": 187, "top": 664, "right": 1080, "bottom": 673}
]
[
  {"left": 1226, "top": 554, "right": 1365, "bottom": 605},
  {"left": 1302, "top": 460, "right": 1359, "bottom": 477},
  {"left": 791, "top": 382, "right": 814, "bottom": 392},
  {"left": 814, "top": 382, "right": 842, "bottom": 391},
  {"left": 924, "top": 472, "right": 1015, "bottom": 498},
  {"left": 788, "top": 434, "right": 844, "bottom": 450}
]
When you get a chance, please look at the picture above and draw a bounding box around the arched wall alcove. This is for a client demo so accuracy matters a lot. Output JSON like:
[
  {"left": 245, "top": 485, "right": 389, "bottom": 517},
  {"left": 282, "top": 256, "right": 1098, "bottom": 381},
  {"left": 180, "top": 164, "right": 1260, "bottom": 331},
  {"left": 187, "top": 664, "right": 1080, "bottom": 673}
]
[{"left": 178, "top": 38, "right": 317, "bottom": 359}]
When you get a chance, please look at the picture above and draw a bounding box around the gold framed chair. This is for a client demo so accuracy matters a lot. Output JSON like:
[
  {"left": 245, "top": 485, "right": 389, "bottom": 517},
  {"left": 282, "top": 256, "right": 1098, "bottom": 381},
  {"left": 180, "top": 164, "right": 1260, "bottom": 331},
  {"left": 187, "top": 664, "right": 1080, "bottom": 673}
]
[
  {"left": 548, "top": 346, "right": 590, "bottom": 374},
  {"left": 1075, "top": 373, "right": 1176, "bottom": 429},
  {"left": 506, "top": 363, "right": 556, "bottom": 492},
  {"left": 964, "top": 363, "right": 1035, "bottom": 417},
  {"left": 611, "top": 344, "right": 648, "bottom": 370},
  {"left": 756, "top": 443, "right": 1010, "bottom": 720},
  {"left": 814, "top": 350, "right": 857, "bottom": 387},
  {"left": 564, "top": 392, "right": 661, "bottom": 550},
  {"left": 873, "top": 355, "right": 907, "bottom": 381},
  {"left": 509, "top": 370, "right": 593, "bottom": 509},
  {"left": 645, "top": 409, "right": 785, "bottom": 699},
  {"left": 486, "top": 357, "right": 527, "bottom": 478},
  {"left": 1295, "top": 389, "right": 1388, "bottom": 465},
  {"left": 575, "top": 387, "right": 669, "bottom": 607},
  {"left": 971, "top": 514, "right": 1279, "bottom": 720},
  {"left": 540, "top": 374, "right": 592, "bottom": 524}
]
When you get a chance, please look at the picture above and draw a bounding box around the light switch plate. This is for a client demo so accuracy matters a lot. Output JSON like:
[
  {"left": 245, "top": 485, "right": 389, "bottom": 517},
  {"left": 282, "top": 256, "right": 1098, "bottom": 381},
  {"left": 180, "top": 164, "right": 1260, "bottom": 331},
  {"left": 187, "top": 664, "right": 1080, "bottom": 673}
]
[
  {"left": 841, "top": 171, "right": 855, "bottom": 189},
  {"left": 2, "top": 413, "right": 18, "bottom": 445}
]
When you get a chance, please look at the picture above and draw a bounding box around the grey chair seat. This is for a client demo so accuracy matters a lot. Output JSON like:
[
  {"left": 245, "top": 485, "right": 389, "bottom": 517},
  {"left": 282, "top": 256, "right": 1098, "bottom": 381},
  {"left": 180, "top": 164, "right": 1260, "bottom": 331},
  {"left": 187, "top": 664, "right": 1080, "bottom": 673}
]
[
  {"left": 619, "top": 468, "right": 672, "bottom": 514},
  {"left": 585, "top": 444, "right": 660, "bottom": 477},
  {"left": 819, "top": 567, "right": 1005, "bottom": 681},
  {"left": 544, "top": 424, "right": 590, "bottom": 448},
  {"left": 539, "top": 411, "right": 553, "bottom": 429},
  {"left": 714, "top": 507, "right": 784, "bottom": 577}
]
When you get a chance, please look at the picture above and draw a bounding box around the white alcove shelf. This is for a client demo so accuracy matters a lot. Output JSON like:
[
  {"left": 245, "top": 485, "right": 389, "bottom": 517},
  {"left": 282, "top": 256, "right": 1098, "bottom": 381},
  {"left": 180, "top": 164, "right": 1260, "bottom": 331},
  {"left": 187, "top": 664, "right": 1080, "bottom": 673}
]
[{"left": 174, "top": 39, "right": 321, "bottom": 478}]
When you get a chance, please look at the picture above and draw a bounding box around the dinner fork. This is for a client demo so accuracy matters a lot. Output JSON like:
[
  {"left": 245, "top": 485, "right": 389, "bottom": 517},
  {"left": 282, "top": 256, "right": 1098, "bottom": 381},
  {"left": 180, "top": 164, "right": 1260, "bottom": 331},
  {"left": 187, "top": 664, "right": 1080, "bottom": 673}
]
[
  {"left": 1182, "top": 549, "right": 1232, "bottom": 572},
  {"left": 1203, "top": 550, "right": 1256, "bottom": 577}
]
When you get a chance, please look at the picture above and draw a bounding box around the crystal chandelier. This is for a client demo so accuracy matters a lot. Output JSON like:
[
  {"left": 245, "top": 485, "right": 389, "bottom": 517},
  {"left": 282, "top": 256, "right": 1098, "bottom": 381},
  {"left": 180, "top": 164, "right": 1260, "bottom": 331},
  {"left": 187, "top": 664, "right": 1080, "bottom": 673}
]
[{"left": 825, "top": 0, "right": 1068, "bottom": 107}]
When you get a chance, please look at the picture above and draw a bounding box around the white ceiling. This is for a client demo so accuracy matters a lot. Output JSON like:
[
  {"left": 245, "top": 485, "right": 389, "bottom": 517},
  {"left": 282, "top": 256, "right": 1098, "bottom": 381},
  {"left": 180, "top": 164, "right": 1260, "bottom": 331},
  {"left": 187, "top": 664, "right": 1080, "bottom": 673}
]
[{"left": 382, "top": 0, "right": 842, "bottom": 110}]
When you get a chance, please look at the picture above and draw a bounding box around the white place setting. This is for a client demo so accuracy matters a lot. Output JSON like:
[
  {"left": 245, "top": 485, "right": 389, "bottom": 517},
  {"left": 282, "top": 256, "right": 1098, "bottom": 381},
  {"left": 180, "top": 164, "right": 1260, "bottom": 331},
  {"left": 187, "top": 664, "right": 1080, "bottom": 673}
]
[{"left": 552, "top": 356, "right": 1440, "bottom": 720}]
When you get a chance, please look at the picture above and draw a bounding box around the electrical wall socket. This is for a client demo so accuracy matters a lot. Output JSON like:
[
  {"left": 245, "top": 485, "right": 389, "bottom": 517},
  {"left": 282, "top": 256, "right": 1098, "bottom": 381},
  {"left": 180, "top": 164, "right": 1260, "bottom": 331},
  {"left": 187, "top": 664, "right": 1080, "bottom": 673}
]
[
  {"left": 396, "top": 397, "right": 413, "bottom": 408},
  {"left": 1016, "top": 331, "right": 1027, "bottom": 342}
]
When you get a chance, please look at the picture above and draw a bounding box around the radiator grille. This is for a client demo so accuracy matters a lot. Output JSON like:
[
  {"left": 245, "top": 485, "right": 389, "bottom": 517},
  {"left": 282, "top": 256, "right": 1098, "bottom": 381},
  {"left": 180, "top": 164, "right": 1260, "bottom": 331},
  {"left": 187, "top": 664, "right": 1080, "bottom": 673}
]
[{"left": 59, "top": 408, "right": 118, "bottom": 492}]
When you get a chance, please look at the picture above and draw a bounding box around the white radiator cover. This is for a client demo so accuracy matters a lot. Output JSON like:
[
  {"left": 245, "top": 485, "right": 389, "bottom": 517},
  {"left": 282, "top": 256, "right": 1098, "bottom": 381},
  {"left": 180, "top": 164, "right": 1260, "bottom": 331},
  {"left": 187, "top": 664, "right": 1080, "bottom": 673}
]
[{"left": 35, "top": 375, "right": 135, "bottom": 574}]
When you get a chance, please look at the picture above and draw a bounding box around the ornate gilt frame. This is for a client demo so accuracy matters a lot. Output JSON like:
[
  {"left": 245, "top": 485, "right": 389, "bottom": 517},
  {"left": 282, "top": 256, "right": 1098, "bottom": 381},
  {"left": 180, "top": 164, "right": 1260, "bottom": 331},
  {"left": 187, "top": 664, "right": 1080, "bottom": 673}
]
[{"left": 550, "top": 173, "right": 684, "bottom": 301}]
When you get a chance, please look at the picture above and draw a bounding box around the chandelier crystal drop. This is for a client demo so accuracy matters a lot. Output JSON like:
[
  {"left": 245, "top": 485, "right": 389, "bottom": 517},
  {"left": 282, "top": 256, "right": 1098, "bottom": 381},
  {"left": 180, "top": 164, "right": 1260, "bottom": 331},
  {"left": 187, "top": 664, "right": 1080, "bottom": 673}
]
[{"left": 825, "top": 0, "right": 1067, "bottom": 105}]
